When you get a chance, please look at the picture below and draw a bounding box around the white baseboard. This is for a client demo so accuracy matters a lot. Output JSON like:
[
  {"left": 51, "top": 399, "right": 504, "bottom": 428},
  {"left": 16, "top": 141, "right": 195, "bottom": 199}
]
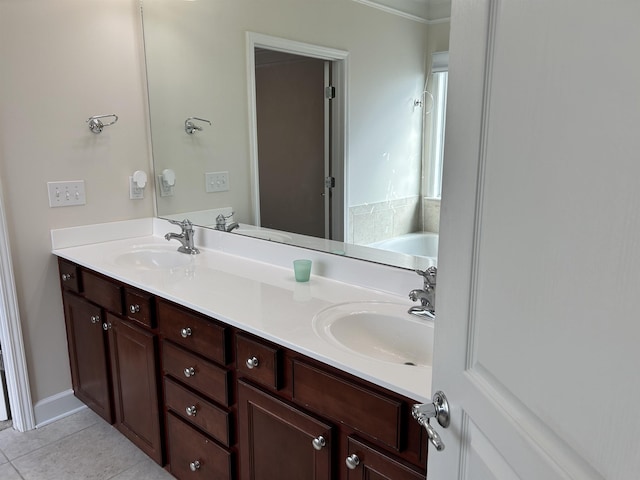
[{"left": 33, "top": 389, "right": 86, "bottom": 428}]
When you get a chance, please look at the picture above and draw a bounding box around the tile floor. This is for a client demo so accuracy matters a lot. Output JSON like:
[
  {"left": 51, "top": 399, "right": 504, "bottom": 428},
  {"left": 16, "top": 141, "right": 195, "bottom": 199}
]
[{"left": 0, "top": 408, "right": 174, "bottom": 479}]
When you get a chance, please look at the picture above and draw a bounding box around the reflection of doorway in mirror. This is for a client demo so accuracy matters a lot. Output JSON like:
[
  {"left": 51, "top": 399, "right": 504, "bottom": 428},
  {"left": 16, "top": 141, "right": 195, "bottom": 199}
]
[{"left": 255, "top": 51, "right": 335, "bottom": 239}]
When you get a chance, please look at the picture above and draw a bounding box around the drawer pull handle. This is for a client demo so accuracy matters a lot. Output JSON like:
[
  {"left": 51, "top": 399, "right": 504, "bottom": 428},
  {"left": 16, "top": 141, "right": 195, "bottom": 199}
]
[
  {"left": 345, "top": 454, "right": 360, "bottom": 470},
  {"left": 90, "top": 315, "right": 100, "bottom": 324},
  {"left": 129, "top": 304, "right": 140, "bottom": 314},
  {"left": 189, "top": 460, "right": 201, "bottom": 472},
  {"left": 180, "top": 327, "right": 192, "bottom": 338},
  {"left": 246, "top": 356, "right": 259, "bottom": 369},
  {"left": 102, "top": 322, "right": 112, "bottom": 331},
  {"left": 184, "top": 367, "right": 196, "bottom": 378},
  {"left": 312, "top": 435, "right": 326, "bottom": 451},
  {"left": 186, "top": 405, "right": 198, "bottom": 417},
  {"left": 61, "top": 273, "right": 74, "bottom": 281}
]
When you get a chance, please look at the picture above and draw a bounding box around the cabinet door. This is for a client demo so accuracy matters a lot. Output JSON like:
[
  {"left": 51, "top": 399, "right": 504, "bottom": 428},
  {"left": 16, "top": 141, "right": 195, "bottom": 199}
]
[
  {"left": 238, "top": 380, "right": 333, "bottom": 480},
  {"left": 345, "top": 437, "right": 424, "bottom": 480},
  {"left": 63, "top": 292, "right": 112, "bottom": 423},
  {"left": 107, "top": 314, "right": 162, "bottom": 464}
]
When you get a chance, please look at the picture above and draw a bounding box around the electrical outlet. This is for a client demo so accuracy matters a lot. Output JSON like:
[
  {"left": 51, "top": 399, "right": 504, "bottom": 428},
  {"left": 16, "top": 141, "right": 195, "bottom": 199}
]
[
  {"left": 158, "top": 175, "right": 174, "bottom": 197},
  {"left": 47, "top": 181, "right": 86, "bottom": 207},
  {"left": 205, "top": 171, "right": 229, "bottom": 193},
  {"left": 129, "top": 176, "right": 144, "bottom": 200}
]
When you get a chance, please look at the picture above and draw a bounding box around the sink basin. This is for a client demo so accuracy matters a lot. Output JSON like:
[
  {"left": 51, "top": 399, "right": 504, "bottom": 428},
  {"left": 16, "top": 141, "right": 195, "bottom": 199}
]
[
  {"left": 312, "top": 302, "right": 433, "bottom": 366},
  {"left": 114, "top": 245, "right": 193, "bottom": 269}
]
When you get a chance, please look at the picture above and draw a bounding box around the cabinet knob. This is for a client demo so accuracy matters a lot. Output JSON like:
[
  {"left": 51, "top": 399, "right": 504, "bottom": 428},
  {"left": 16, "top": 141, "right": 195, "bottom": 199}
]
[
  {"left": 129, "top": 304, "right": 140, "bottom": 314},
  {"left": 90, "top": 315, "right": 100, "bottom": 324},
  {"left": 246, "top": 356, "right": 259, "bottom": 369},
  {"left": 189, "top": 460, "right": 201, "bottom": 472},
  {"left": 180, "top": 327, "right": 192, "bottom": 338},
  {"left": 186, "top": 405, "right": 198, "bottom": 417},
  {"left": 312, "top": 435, "right": 326, "bottom": 451},
  {"left": 61, "top": 273, "right": 74, "bottom": 282},
  {"left": 102, "top": 322, "right": 112, "bottom": 331},
  {"left": 183, "top": 367, "right": 196, "bottom": 378},
  {"left": 345, "top": 454, "right": 360, "bottom": 470}
]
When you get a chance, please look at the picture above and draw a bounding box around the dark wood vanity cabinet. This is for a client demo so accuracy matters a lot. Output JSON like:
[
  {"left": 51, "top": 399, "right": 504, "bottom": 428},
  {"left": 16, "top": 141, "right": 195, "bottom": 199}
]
[
  {"left": 58, "top": 259, "right": 164, "bottom": 464},
  {"left": 58, "top": 259, "right": 427, "bottom": 479}
]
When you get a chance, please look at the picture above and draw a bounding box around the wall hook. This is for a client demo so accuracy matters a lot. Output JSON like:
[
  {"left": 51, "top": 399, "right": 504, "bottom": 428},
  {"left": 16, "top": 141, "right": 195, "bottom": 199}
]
[
  {"left": 87, "top": 114, "right": 118, "bottom": 134},
  {"left": 185, "top": 117, "right": 211, "bottom": 135}
]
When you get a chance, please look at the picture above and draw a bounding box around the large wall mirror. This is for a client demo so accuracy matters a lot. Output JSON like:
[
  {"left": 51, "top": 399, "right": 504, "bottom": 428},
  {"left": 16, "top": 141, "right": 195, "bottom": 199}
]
[{"left": 141, "top": 0, "right": 450, "bottom": 270}]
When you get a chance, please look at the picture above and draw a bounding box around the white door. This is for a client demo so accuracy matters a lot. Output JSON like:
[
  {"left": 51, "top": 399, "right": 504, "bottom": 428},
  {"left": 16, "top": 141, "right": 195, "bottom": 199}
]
[{"left": 429, "top": 0, "right": 640, "bottom": 478}]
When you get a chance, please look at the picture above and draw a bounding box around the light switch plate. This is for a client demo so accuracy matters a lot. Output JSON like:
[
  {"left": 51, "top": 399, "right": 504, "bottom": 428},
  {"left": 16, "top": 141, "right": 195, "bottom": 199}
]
[
  {"left": 205, "top": 171, "right": 229, "bottom": 193},
  {"left": 47, "top": 181, "right": 86, "bottom": 207}
]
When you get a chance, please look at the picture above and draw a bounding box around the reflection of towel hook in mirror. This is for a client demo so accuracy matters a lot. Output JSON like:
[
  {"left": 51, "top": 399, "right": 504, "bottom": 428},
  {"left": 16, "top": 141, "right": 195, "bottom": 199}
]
[
  {"left": 185, "top": 117, "right": 212, "bottom": 135},
  {"left": 87, "top": 114, "right": 118, "bottom": 134}
]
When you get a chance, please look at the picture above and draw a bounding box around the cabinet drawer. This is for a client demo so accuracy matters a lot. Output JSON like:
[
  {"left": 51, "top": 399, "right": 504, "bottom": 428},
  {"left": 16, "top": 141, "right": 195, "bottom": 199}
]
[
  {"left": 158, "top": 301, "right": 228, "bottom": 365},
  {"left": 292, "top": 360, "right": 403, "bottom": 451},
  {"left": 124, "top": 288, "right": 154, "bottom": 328},
  {"left": 236, "top": 333, "right": 281, "bottom": 389},
  {"left": 346, "top": 436, "right": 424, "bottom": 480},
  {"left": 83, "top": 270, "right": 123, "bottom": 315},
  {"left": 59, "top": 259, "right": 81, "bottom": 293},
  {"left": 165, "top": 377, "right": 231, "bottom": 447},
  {"left": 167, "top": 413, "right": 233, "bottom": 480},
  {"left": 162, "top": 340, "right": 230, "bottom": 407}
]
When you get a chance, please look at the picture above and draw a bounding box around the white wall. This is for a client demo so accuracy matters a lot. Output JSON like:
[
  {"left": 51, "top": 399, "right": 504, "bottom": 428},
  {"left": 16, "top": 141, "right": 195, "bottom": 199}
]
[
  {"left": 0, "top": 0, "right": 153, "bottom": 411},
  {"left": 143, "top": 0, "right": 430, "bottom": 222}
]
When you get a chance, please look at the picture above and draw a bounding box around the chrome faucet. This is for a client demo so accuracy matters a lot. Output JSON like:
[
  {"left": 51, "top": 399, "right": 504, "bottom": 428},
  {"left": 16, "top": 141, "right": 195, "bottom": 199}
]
[
  {"left": 164, "top": 219, "right": 200, "bottom": 254},
  {"left": 215, "top": 213, "right": 239, "bottom": 232},
  {"left": 408, "top": 266, "right": 437, "bottom": 318}
]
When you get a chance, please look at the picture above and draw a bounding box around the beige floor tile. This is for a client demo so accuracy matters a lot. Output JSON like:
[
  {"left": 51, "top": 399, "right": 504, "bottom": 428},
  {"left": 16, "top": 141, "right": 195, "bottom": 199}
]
[
  {"left": 0, "top": 407, "right": 100, "bottom": 460},
  {"left": 12, "top": 420, "right": 147, "bottom": 480},
  {"left": 109, "top": 456, "right": 174, "bottom": 480},
  {"left": 0, "top": 462, "right": 23, "bottom": 480},
  {"left": 0, "top": 449, "right": 8, "bottom": 465}
]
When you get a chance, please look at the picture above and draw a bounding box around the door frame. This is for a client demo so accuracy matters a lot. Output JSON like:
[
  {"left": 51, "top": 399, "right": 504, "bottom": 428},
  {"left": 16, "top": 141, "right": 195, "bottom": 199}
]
[
  {"left": 246, "top": 32, "right": 348, "bottom": 240},
  {"left": 0, "top": 177, "right": 35, "bottom": 432}
]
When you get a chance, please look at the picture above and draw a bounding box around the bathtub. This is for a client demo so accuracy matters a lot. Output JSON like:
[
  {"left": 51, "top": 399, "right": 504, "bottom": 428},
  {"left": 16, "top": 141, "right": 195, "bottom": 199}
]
[{"left": 369, "top": 232, "right": 439, "bottom": 258}]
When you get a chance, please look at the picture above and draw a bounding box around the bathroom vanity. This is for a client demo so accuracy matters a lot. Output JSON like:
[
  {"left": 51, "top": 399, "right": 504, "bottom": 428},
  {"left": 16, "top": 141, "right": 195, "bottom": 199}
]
[{"left": 53, "top": 224, "right": 432, "bottom": 480}]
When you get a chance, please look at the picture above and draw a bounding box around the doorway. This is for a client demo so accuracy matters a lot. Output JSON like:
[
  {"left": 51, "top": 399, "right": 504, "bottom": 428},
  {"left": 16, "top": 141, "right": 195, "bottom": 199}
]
[
  {"left": 254, "top": 50, "right": 329, "bottom": 238},
  {"left": 246, "top": 33, "right": 348, "bottom": 242}
]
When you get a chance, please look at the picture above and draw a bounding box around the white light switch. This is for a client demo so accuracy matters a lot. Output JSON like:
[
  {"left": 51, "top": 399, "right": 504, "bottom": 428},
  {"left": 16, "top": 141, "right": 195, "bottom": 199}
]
[
  {"left": 47, "top": 181, "right": 86, "bottom": 207},
  {"left": 205, "top": 171, "right": 230, "bottom": 193}
]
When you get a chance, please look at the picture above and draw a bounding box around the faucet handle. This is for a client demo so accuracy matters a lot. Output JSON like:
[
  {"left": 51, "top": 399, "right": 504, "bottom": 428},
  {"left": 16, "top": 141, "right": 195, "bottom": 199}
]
[
  {"left": 167, "top": 218, "right": 193, "bottom": 231},
  {"left": 416, "top": 266, "right": 437, "bottom": 287}
]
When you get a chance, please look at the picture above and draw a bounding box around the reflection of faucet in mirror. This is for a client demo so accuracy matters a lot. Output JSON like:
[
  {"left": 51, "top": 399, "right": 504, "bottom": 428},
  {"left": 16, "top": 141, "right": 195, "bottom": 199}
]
[
  {"left": 408, "top": 267, "right": 437, "bottom": 318},
  {"left": 215, "top": 213, "right": 239, "bottom": 232},
  {"left": 165, "top": 219, "right": 200, "bottom": 254},
  {"left": 184, "top": 117, "right": 211, "bottom": 135}
]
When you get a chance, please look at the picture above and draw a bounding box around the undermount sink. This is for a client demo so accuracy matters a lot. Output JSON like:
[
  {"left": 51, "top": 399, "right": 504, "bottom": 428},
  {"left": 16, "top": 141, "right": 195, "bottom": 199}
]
[
  {"left": 114, "top": 245, "right": 193, "bottom": 269},
  {"left": 312, "top": 302, "right": 434, "bottom": 367}
]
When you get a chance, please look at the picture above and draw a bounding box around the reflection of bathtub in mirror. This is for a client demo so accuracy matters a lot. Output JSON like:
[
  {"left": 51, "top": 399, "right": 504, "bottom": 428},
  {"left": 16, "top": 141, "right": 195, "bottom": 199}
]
[{"left": 368, "top": 232, "right": 439, "bottom": 258}]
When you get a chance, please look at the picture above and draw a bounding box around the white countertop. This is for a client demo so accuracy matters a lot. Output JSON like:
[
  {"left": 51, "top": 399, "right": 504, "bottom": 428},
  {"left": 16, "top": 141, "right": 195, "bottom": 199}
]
[{"left": 52, "top": 226, "right": 432, "bottom": 402}]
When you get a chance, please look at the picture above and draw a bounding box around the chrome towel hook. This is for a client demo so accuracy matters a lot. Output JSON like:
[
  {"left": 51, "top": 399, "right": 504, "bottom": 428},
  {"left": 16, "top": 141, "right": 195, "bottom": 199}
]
[
  {"left": 87, "top": 114, "right": 118, "bottom": 134},
  {"left": 185, "top": 117, "right": 211, "bottom": 135}
]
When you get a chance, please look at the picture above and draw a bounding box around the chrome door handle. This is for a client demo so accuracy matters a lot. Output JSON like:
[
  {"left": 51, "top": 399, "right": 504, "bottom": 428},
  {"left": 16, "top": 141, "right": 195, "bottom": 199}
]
[
  {"left": 129, "top": 304, "right": 140, "bottom": 314},
  {"left": 61, "top": 273, "right": 74, "bottom": 281},
  {"left": 189, "top": 460, "right": 201, "bottom": 471},
  {"left": 180, "top": 327, "right": 192, "bottom": 338},
  {"left": 412, "top": 390, "right": 450, "bottom": 452},
  {"left": 90, "top": 315, "right": 100, "bottom": 324},
  {"left": 184, "top": 367, "right": 196, "bottom": 378}
]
